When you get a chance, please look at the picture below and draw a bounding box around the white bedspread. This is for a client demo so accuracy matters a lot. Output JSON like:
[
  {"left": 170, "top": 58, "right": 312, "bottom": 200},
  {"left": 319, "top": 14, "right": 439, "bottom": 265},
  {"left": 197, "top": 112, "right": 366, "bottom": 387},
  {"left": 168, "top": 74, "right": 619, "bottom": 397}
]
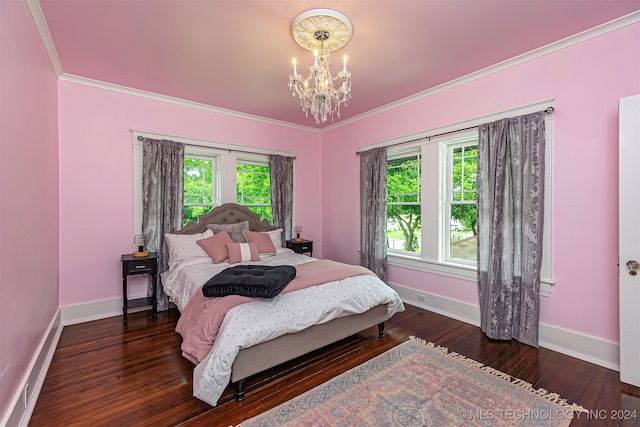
[
  {"left": 193, "top": 272, "right": 404, "bottom": 406},
  {"left": 161, "top": 249, "right": 405, "bottom": 407}
]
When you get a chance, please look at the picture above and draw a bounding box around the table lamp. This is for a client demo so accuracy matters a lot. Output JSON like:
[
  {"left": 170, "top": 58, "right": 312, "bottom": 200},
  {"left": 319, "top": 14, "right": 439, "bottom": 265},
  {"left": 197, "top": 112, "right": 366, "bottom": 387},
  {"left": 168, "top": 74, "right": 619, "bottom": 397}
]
[{"left": 133, "top": 234, "right": 149, "bottom": 257}]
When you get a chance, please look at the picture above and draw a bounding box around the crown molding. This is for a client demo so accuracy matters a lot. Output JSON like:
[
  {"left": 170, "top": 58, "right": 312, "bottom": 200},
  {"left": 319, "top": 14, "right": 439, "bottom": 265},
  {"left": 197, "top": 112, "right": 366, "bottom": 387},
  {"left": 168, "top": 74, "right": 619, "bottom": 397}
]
[
  {"left": 359, "top": 98, "right": 554, "bottom": 151},
  {"left": 324, "top": 10, "right": 640, "bottom": 132},
  {"left": 26, "top": 0, "right": 63, "bottom": 76},
  {"left": 27, "top": 1, "right": 639, "bottom": 133},
  {"left": 57, "top": 74, "right": 320, "bottom": 133}
]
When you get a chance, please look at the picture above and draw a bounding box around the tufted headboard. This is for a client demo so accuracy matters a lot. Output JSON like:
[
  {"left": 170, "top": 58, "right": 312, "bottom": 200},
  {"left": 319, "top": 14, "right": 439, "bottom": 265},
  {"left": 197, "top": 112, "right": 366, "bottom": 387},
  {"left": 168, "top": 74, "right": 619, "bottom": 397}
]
[{"left": 175, "top": 203, "right": 277, "bottom": 235}]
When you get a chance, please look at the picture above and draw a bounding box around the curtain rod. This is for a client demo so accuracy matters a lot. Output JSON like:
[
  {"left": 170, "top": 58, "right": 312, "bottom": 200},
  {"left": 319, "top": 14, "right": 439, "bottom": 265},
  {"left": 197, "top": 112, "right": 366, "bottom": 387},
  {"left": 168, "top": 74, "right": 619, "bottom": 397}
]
[
  {"left": 355, "top": 106, "right": 554, "bottom": 155},
  {"left": 136, "top": 135, "right": 296, "bottom": 159}
]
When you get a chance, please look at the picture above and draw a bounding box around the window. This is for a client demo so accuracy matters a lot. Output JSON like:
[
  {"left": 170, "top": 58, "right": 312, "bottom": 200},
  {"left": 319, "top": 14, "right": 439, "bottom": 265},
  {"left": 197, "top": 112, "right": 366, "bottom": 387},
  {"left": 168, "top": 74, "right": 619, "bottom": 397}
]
[
  {"left": 386, "top": 151, "right": 422, "bottom": 253},
  {"left": 236, "top": 160, "right": 272, "bottom": 222},
  {"left": 386, "top": 135, "right": 478, "bottom": 265},
  {"left": 183, "top": 154, "right": 218, "bottom": 225},
  {"left": 379, "top": 105, "right": 552, "bottom": 295},
  {"left": 133, "top": 132, "right": 295, "bottom": 242},
  {"left": 445, "top": 140, "right": 478, "bottom": 264}
]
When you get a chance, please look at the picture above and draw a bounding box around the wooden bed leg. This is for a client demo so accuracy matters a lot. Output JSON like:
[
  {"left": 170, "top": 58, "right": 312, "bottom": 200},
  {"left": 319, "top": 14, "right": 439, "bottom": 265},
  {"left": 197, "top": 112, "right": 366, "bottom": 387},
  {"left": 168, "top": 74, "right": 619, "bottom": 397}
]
[
  {"left": 235, "top": 379, "right": 246, "bottom": 402},
  {"left": 378, "top": 322, "right": 385, "bottom": 338}
]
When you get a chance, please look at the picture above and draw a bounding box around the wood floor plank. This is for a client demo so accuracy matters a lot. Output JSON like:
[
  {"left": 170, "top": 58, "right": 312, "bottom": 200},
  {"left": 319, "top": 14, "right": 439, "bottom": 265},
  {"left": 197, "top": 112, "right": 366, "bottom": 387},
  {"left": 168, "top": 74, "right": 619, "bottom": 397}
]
[{"left": 29, "top": 304, "right": 640, "bottom": 426}]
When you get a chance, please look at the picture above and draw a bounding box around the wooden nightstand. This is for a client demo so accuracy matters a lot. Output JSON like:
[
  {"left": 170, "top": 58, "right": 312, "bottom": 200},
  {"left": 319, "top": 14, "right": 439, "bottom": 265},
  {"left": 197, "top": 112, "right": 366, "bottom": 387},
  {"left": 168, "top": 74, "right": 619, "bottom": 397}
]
[
  {"left": 286, "top": 239, "right": 313, "bottom": 257},
  {"left": 121, "top": 252, "right": 158, "bottom": 324}
]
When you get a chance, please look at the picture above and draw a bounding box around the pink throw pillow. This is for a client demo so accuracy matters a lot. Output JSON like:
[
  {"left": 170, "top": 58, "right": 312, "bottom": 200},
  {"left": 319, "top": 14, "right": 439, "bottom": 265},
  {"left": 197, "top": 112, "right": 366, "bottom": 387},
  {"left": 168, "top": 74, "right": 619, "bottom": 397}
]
[
  {"left": 243, "top": 230, "right": 277, "bottom": 254},
  {"left": 196, "top": 231, "right": 233, "bottom": 263},
  {"left": 227, "top": 242, "right": 260, "bottom": 264}
]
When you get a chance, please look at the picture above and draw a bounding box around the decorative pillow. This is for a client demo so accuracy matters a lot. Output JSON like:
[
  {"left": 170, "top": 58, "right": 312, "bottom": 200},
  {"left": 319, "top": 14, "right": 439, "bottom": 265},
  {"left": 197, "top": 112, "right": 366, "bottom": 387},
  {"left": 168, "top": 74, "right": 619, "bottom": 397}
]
[
  {"left": 243, "top": 230, "right": 277, "bottom": 254},
  {"left": 164, "top": 229, "right": 213, "bottom": 265},
  {"left": 196, "top": 231, "right": 233, "bottom": 263},
  {"left": 226, "top": 242, "right": 260, "bottom": 264},
  {"left": 202, "top": 265, "right": 297, "bottom": 298},
  {"left": 266, "top": 228, "right": 283, "bottom": 249},
  {"left": 206, "top": 221, "right": 249, "bottom": 243}
]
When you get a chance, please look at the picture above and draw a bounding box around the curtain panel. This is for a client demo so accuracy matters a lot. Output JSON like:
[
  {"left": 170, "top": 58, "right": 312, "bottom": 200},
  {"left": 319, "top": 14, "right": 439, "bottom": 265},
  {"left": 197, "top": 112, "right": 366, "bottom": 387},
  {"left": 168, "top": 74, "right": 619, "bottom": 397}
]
[
  {"left": 360, "top": 147, "right": 388, "bottom": 282},
  {"left": 477, "top": 111, "right": 546, "bottom": 347},
  {"left": 142, "top": 138, "right": 185, "bottom": 311},
  {"left": 268, "top": 154, "right": 294, "bottom": 246}
]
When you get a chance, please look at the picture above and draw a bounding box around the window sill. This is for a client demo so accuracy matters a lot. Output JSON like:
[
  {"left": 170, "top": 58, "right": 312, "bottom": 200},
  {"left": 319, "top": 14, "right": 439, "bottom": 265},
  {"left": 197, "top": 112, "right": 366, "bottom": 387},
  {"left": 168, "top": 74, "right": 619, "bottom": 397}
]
[{"left": 388, "top": 253, "right": 552, "bottom": 297}]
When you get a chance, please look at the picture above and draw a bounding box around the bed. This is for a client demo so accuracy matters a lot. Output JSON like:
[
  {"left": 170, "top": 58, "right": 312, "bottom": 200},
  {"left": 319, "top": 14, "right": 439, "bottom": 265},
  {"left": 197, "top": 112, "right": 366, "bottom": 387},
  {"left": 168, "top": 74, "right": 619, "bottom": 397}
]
[{"left": 161, "top": 203, "right": 405, "bottom": 406}]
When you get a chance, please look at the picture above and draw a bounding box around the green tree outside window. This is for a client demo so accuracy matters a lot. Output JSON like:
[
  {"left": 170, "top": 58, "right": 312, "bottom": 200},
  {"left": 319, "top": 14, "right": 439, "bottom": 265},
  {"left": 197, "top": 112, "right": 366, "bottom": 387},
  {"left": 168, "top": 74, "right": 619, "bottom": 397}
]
[
  {"left": 237, "top": 162, "right": 272, "bottom": 223},
  {"left": 387, "top": 155, "right": 421, "bottom": 252}
]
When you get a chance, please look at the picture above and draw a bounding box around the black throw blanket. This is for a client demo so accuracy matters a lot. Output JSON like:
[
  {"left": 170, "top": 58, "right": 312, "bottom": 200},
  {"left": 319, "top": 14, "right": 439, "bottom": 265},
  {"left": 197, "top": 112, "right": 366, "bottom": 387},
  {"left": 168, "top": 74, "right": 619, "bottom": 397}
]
[{"left": 202, "top": 265, "right": 297, "bottom": 298}]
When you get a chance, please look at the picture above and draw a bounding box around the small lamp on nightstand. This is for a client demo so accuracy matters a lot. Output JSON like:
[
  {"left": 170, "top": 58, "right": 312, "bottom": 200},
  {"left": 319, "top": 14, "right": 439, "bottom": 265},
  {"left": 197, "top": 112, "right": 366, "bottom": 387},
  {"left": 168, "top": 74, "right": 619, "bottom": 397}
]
[
  {"left": 133, "top": 234, "right": 149, "bottom": 257},
  {"left": 293, "top": 225, "right": 303, "bottom": 242}
]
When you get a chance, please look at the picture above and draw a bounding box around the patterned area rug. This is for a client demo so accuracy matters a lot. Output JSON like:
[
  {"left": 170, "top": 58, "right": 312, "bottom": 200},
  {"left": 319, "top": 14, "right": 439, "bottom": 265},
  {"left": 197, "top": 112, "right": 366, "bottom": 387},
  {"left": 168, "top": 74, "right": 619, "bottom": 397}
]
[{"left": 238, "top": 337, "right": 587, "bottom": 427}]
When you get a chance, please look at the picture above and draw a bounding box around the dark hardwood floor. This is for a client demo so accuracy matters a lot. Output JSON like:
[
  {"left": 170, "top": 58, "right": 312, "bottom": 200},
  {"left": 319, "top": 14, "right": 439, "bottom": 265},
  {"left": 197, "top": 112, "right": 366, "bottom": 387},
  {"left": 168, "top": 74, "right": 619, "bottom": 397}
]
[{"left": 30, "top": 304, "right": 640, "bottom": 426}]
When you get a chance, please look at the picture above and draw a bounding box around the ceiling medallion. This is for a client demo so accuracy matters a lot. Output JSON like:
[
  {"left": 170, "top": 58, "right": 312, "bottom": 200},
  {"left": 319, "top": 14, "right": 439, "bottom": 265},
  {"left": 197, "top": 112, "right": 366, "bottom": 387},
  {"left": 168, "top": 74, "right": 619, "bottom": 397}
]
[{"left": 288, "top": 9, "right": 353, "bottom": 124}]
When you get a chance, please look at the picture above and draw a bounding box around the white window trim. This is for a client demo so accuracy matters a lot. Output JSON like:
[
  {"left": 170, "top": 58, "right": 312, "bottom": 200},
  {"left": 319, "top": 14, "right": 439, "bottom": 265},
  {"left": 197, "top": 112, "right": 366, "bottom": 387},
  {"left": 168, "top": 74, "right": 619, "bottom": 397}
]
[
  {"left": 381, "top": 100, "right": 554, "bottom": 297},
  {"left": 132, "top": 130, "right": 295, "bottom": 234},
  {"left": 183, "top": 153, "right": 220, "bottom": 212},
  {"left": 236, "top": 157, "right": 272, "bottom": 209},
  {"left": 441, "top": 134, "right": 478, "bottom": 266}
]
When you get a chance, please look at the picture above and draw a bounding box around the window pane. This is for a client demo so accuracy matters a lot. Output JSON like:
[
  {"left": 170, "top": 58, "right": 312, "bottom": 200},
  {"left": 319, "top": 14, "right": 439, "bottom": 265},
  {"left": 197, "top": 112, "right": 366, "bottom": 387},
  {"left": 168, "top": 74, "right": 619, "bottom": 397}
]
[
  {"left": 446, "top": 141, "right": 478, "bottom": 264},
  {"left": 450, "top": 204, "right": 477, "bottom": 261},
  {"left": 464, "top": 146, "right": 478, "bottom": 156},
  {"left": 183, "top": 206, "right": 211, "bottom": 225},
  {"left": 236, "top": 161, "right": 271, "bottom": 222},
  {"left": 183, "top": 155, "right": 216, "bottom": 226},
  {"left": 387, "top": 153, "right": 422, "bottom": 253},
  {"left": 386, "top": 205, "right": 421, "bottom": 252},
  {"left": 452, "top": 158, "right": 462, "bottom": 192},
  {"left": 184, "top": 195, "right": 202, "bottom": 204},
  {"left": 245, "top": 206, "right": 273, "bottom": 224}
]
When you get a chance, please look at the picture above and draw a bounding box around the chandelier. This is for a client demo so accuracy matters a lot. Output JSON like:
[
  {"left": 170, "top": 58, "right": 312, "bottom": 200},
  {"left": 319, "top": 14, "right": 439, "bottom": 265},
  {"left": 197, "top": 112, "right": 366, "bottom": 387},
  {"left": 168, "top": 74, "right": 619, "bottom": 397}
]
[{"left": 288, "top": 9, "right": 352, "bottom": 124}]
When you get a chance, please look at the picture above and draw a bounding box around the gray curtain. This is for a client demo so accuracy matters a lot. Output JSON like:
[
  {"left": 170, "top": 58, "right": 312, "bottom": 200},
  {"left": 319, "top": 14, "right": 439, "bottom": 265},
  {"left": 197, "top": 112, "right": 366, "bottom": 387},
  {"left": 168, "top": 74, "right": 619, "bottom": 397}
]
[
  {"left": 268, "top": 154, "right": 294, "bottom": 246},
  {"left": 360, "top": 147, "right": 388, "bottom": 281},
  {"left": 477, "top": 111, "right": 546, "bottom": 347},
  {"left": 142, "top": 138, "right": 185, "bottom": 311}
]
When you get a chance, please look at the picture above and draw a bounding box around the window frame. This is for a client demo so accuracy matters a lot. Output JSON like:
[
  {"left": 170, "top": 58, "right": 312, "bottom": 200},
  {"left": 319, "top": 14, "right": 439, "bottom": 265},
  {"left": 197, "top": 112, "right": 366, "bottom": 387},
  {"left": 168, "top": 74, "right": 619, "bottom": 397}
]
[
  {"left": 386, "top": 149, "right": 422, "bottom": 255},
  {"left": 236, "top": 157, "right": 273, "bottom": 222},
  {"left": 183, "top": 152, "right": 219, "bottom": 225},
  {"left": 442, "top": 136, "right": 478, "bottom": 266},
  {"left": 132, "top": 131, "right": 294, "bottom": 238},
  {"left": 376, "top": 103, "right": 554, "bottom": 296}
]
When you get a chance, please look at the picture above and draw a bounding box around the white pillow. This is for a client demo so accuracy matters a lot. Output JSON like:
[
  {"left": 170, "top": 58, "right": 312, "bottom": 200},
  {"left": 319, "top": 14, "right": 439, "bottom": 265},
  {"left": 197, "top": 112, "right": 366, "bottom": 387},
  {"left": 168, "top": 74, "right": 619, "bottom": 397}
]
[
  {"left": 164, "top": 229, "right": 213, "bottom": 265},
  {"left": 266, "top": 228, "right": 283, "bottom": 248}
]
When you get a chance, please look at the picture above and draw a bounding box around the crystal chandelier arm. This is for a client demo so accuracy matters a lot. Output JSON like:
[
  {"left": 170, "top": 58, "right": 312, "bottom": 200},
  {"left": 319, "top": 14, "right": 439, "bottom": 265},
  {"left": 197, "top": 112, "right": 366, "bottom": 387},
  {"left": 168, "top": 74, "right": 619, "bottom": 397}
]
[{"left": 287, "top": 9, "right": 353, "bottom": 124}]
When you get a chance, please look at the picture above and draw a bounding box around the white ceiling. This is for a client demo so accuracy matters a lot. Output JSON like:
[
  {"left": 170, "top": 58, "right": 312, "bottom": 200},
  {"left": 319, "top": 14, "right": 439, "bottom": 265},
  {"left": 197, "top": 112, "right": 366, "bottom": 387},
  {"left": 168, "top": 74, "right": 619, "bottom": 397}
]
[{"left": 34, "top": 0, "right": 640, "bottom": 129}]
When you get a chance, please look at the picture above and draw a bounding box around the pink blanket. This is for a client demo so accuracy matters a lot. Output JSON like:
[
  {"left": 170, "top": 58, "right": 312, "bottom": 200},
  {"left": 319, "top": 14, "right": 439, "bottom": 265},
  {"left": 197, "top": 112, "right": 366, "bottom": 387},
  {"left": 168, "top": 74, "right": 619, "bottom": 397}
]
[{"left": 176, "top": 260, "right": 375, "bottom": 364}]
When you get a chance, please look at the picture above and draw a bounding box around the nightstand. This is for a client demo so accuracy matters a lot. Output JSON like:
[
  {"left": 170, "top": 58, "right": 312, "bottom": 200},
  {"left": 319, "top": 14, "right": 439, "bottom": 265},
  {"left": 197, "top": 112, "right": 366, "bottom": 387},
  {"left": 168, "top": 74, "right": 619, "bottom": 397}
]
[
  {"left": 286, "top": 239, "right": 313, "bottom": 257},
  {"left": 121, "top": 252, "right": 158, "bottom": 324}
]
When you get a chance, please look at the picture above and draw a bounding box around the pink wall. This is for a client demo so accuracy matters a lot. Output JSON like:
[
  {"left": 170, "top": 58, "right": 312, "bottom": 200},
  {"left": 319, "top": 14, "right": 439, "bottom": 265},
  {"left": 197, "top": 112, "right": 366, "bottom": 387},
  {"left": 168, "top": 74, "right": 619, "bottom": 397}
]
[
  {"left": 57, "top": 84, "right": 322, "bottom": 306},
  {"left": 0, "top": 0, "right": 60, "bottom": 418},
  {"left": 321, "top": 23, "right": 640, "bottom": 344}
]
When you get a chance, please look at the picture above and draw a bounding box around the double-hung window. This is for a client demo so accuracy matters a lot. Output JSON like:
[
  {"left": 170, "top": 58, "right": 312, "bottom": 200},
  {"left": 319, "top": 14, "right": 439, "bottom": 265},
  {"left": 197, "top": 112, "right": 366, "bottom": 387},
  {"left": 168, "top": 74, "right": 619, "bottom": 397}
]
[
  {"left": 386, "top": 150, "right": 422, "bottom": 253},
  {"left": 381, "top": 103, "right": 552, "bottom": 294},
  {"left": 444, "top": 139, "right": 478, "bottom": 264},
  {"left": 183, "top": 154, "right": 218, "bottom": 225},
  {"left": 236, "top": 159, "right": 272, "bottom": 223},
  {"left": 385, "top": 134, "right": 478, "bottom": 266},
  {"left": 133, "top": 132, "right": 293, "bottom": 237}
]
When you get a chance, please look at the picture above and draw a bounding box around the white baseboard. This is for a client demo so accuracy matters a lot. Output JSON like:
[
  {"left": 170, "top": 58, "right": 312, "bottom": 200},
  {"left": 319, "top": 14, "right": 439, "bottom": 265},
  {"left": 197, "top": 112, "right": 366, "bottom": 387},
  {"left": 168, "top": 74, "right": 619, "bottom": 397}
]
[
  {"left": 2, "top": 310, "right": 63, "bottom": 427},
  {"left": 1, "top": 293, "right": 150, "bottom": 427},
  {"left": 2, "top": 285, "right": 619, "bottom": 427},
  {"left": 61, "top": 293, "right": 147, "bottom": 326},
  {"left": 388, "top": 282, "right": 620, "bottom": 372}
]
